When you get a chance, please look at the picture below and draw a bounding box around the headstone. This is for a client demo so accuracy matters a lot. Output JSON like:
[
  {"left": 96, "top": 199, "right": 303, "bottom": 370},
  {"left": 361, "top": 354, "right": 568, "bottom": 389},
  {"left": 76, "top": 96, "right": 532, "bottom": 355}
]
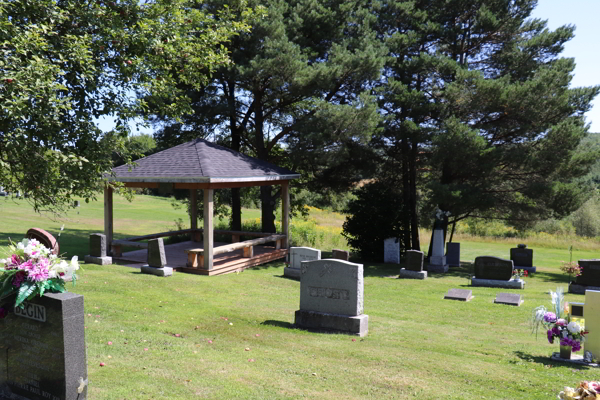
[
  {"left": 400, "top": 250, "right": 427, "bottom": 279},
  {"left": 427, "top": 229, "right": 448, "bottom": 272},
  {"left": 576, "top": 260, "right": 600, "bottom": 287},
  {"left": 473, "top": 256, "right": 514, "bottom": 280},
  {"left": 383, "top": 238, "right": 400, "bottom": 264},
  {"left": 510, "top": 245, "right": 536, "bottom": 273},
  {"left": 331, "top": 249, "right": 349, "bottom": 261},
  {"left": 141, "top": 238, "right": 173, "bottom": 277},
  {"left": 0, "top": 186, "right": 5, "bottom": 196},
  {"left": 444, "top": 289, "right": 473, "bottom": 302},
  {"left": 73, "top": 201, "right": 80, "bottom": 208},
  {"left": 284, "top": 247, "right": 321, "bottom": 279},
  {"left": 0, "top": 292, "right": 88, "bottom": 400},
  {"left": 494, "top": 292, "right": 523, "bottom": 306},
  {"left": 405, "top": 250, "right": 424, "bottom": 272},
  {"left": 584, "top": 290, "right": 600, "bottom": 361},
  {"left": 446, "top": 242, "right": 460, "bottom": 267},
  {"left": 84, "top": 234, "right": 112, "bottom": 265},
  {"left": 295, "top": 259, "right": 368, "bottom": 336}
]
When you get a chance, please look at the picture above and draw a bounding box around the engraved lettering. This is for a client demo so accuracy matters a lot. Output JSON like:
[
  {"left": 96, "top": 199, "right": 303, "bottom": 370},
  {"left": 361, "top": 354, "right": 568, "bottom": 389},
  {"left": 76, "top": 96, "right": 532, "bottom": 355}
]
[
  {"left": 14, "top": 303, "right": 46, "bottom": 322},
  {"left": 308, "top": 286, "right": 349, "bottom": 300}
]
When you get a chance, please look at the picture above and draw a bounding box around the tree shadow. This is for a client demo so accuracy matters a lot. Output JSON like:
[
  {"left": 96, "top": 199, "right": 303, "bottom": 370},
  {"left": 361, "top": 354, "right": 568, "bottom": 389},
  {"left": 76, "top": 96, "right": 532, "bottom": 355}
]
[
  {"left": 513, "top": 350, "right": 593, "bottom": 370},
  {"left": 533, "top": 271, "right": 570, "bottom": 284}
]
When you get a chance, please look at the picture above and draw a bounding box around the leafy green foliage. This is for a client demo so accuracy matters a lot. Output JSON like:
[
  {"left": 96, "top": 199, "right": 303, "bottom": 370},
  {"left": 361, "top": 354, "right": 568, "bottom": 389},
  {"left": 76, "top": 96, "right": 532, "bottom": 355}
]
[
  {"left": 0, "top": 0, "right": 253, "bottom": 215},
  {"left": 342, "top": 181, "right": 408, "bottom": 261}
]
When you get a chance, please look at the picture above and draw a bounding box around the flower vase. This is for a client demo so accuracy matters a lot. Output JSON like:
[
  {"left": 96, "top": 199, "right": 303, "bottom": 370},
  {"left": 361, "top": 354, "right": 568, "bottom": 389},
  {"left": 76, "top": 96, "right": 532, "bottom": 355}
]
[{"left": 559, "top": 344, "right": 572, "bottom": 359}]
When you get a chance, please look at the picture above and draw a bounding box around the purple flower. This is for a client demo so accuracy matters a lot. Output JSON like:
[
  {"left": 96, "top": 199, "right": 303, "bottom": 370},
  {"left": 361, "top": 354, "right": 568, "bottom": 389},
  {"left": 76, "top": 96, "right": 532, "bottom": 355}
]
[
  {"left": 10, "top": 254, "right": 21, "bottom": 266},
  {"left": 544, "top": 312, "right": 557, "bottom": 323},
  {"left": 0, "top": 307, "right": 7, "bottom": 319},
  {"left": 547, "top": 329, "right": 554, "bottom": 344},
  {"left": 12, "top": 271, "right": 26, "bottom": 288}
]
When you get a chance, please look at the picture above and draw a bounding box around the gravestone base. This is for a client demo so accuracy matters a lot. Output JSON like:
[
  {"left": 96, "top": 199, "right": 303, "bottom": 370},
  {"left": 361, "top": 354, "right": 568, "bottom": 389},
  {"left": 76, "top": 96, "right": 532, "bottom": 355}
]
[
  {"left": 283, "top": 267, "right": 301, "bottom": 280},
  {"left": 84, "top": 255, "right": 112, "bottom": 265},
  {"left": 514, "top": 265, "right": 536, "bottom": 273},
  {"left": 294, "top": 310, "right": 368, "bottom": 337},
  {"left": 568, "top": 283, "right": 600, "bottom": 295},
  {"left": 427, "top": 263, "right": 449, "bottom": 273},
  {"left": 471, "top": 277, "right": 524, "bottom": 289},
  {"left": 550, "top": 352, "right": 599, "bottom": 367},
  {"left": 141, "top": 265, "right": 173, "bottom": 277},
  {"left": 399, "top": 268, "right": 427, "bottom": 280}
]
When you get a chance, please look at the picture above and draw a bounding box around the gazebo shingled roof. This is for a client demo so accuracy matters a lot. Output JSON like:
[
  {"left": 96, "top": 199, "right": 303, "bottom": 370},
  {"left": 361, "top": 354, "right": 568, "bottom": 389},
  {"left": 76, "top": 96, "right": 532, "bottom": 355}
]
[
  {"left": 102, "top": 138, "right": 298, "bottom": 274},
  {"left": 108, "top": 138, "right": 299, "bottom": 183}
]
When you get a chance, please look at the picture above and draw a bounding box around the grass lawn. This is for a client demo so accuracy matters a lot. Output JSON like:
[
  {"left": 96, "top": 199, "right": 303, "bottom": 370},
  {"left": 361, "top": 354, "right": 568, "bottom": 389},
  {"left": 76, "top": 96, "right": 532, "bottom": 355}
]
[{"left": 2, "top": 195, "right": 600, "bottom": 399}]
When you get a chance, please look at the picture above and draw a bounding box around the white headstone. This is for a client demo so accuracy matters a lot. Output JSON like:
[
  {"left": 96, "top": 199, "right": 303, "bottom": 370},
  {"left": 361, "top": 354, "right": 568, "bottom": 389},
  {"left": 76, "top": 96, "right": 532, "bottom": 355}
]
[
  {"left": 584, "top": 290, "right": 600, "bottom": 359},
  {"left": 428, "top": 229, "right": 448, "bottom": 272},
  {"left": 384, "top": 238, "right": 400, "bottom": 264},
  {"left": 284, "top": 247, "right": 321, "bottom": 279}
]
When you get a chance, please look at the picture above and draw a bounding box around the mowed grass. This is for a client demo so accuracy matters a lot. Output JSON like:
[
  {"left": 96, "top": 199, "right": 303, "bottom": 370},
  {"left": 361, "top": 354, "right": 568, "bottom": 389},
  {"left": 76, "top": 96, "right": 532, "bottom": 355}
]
[{"left": 2, "top": 195, "right": 600, "bottom": 399}]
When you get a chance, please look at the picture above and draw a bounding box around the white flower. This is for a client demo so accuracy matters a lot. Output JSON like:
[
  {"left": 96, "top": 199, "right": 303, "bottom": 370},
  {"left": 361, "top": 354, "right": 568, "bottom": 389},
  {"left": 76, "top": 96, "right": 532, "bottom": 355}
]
[{"left": 567, "top": 321, "right": 582, "bottom": 335}]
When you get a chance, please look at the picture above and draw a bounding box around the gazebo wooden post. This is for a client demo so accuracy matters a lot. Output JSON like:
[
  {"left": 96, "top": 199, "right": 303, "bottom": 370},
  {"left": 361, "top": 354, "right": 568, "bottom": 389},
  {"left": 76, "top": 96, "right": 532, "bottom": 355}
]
[
  {"left": 190, "top": 189, "right": 198, "bottom": 241},
  {"left": 281, "top": 181, "right": 289, "bottom": 248},
  {"left": 104, "top": 186, "right": 113, "bottom": 255},
  {"left": 203, "top": 188, "right": 214, "bottom": 270}
]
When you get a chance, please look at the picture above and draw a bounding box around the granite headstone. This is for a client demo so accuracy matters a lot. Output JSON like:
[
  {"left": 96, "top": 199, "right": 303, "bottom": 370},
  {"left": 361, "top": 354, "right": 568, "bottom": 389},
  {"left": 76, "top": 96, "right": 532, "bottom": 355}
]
[
  {"left": 584, "top": 290, "right": 600, "bottom": 362},
  {"left": 284, "top": 247, "right": 321, "bottom": 279},
  {"left": 141, "top": 238, "right": 172, "bottom": 277},
  {"left": 473, "top": 256, "right": 514, "bottom": 281},
  {"left": 331, "top": 249, "right": 349, "bottom": 261},
  {"left": 295, "top": 259, "right": 368, "bottom": 336},
  {"left": 428, "top": 229, "right": 448, "bottom": 272},
  {"left": 84, "top": 234, "right": 112, "bottom": 266},
  {"left": 510, "top": 245, "right": 536, "bottom": 273},
  {"left": 575, "top": 260, "right": 600, "bottom": 287},
  {"left": 405, "top": 250, "right": 424, "bottom": 272},
  {"left": 383, "top": 238, "right": 400, "bottom": 264},
  {"left": 446, "top": 242, "right": 460, "bottom": 267},
  {"left": 0, "top": 292, "right": 88, "bottom": 400}
]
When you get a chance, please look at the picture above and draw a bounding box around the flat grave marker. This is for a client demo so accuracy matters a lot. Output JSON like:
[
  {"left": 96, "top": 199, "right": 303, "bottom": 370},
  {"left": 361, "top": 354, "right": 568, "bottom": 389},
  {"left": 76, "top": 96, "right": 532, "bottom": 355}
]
[
  {"left": 444, "top": 289, "right": 473, "bottom": 302},
  {"left": 494, "top": 292, "right": 523, "bottom": 306}
]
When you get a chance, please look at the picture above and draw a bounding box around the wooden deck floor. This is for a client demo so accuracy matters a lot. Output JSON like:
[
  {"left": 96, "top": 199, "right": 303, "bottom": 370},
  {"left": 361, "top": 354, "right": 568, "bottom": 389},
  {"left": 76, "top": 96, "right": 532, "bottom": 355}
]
[{"left": 114, "top": 240, "right": 287, "bottom": 276}]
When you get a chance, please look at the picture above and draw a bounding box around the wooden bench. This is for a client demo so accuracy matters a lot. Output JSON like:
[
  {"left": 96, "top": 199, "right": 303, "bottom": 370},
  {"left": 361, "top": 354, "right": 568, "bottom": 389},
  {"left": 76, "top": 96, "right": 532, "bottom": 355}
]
[
  {"left": 185, "top": 234, "right": 286, "bottom": 268},
  {"left": 111, "top": 240, "right": 148, "bottom": 257}
]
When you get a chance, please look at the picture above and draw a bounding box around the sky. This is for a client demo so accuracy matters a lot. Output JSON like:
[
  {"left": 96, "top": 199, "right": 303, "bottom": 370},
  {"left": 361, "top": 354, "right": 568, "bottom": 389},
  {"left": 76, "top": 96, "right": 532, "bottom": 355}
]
[
  {"left": 531, "top": 0, "right": 600, "bottom": 133},
  {"left": 98, "top": 0, "right": 600, "bottom": 135}
]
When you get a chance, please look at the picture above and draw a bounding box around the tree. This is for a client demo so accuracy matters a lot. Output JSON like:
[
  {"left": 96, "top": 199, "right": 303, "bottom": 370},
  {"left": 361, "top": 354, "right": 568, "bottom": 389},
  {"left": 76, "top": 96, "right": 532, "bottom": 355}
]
[
  {"left": 0, "top": 0, "right": 252, "bottom": 214},
  {"left": 371, "top": 0, "right": 599, "bottom": 251},
  {"left": 151, "top": 0, "right": 386, "bottom": 233}
]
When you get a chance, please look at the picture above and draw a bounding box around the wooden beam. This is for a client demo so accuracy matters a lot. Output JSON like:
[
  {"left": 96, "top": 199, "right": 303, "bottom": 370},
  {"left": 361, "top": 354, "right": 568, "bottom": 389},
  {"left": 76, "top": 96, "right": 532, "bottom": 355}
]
[
  {"left": 123, "top": 182, "right": 159, "bottom": 188},
  {"left": 190, "top": 189, "right": 198, "bottom": 241},
  {"left": 281, "top": 181, "right": 289, "bottom": 248},
  {"left": 104, "top": 186, "right": 113, "bottom": 255},
  {"left": 203, "top": 189, "right": 214, "bottom": 270},
  {"left": 124, "top": 229, "right": 194, "bottom": 242}
]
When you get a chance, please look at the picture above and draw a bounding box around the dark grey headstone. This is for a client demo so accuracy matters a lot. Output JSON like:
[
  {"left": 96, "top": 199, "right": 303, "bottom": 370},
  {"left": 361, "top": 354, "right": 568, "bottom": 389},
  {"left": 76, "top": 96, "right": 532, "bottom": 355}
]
[
  {"left": 575, "top": 259, "right": 600, "bottom": 287},
  {"left": 148, "top": 238, "right": 167, "bottom": 268},
  {"left": 73, "top": 200, "right": 80, "bottom": 208},
  {"left": 89, "top": 233, "right": 107, "bottom": 258},
  {"left": 446, "top": 242, "right": 460, "bottom": 267},
  {"left": 510, "top": 247, "right": 533, "bottom": 268},
  {"left": 331, "top": 249, "right": 349, "bottom": 261},
  {"left": 494, "top": 292, "right": 523, "bottom": 306},
  {"left": 405, "top": 250, "right": 424, "bottom": 272},
  {"left": 0, "top": 292, "right": 87, "bottom": 400},
  {"left": 474, "top": 256, "right": 514, "bottom": 281},
  {"left": 444, "top": 289, "right": 473, "bottom": 302}
]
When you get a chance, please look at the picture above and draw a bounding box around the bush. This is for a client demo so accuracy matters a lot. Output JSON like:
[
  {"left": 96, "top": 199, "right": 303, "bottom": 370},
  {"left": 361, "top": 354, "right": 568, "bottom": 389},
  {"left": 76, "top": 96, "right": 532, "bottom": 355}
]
[
  {"left": 342, "top": 181, "right": 407, "bottom": 262},
  {"left": 570, "top": 196, "right": 600, "bottom": 237}
]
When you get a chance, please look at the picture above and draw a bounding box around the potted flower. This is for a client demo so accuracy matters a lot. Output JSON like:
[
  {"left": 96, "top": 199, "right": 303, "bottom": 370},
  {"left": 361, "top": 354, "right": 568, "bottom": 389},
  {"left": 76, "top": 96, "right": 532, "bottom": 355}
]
[
  {"left": 531, "top": 287, "right": 587, "bottom": 359},
  {"left": 560, "top": 261, "right": 582, "bottom": 283},
  {"left": 0, "top": 238, "right": 79, "bottom": 309}
]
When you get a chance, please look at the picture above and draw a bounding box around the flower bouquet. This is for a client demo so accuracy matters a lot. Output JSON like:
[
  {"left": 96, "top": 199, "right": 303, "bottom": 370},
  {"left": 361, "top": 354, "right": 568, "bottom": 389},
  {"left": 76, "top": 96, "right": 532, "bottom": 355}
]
[
  {"left": 0, "top": 238, "right": 79, "bottom": 309},
  {"left": 512, "top": 268, "right": 528, "bottom": 280},
  {"left": 558, "top": 381, "right": 599, "bottom": 399},
  {"left": 531, "top": 287, "right": 587, "bottom": 354}
]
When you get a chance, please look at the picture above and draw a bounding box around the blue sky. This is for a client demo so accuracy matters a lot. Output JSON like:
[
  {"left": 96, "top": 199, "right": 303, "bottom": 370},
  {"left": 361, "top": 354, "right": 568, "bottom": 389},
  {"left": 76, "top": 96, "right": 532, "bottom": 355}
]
[
  {"left": 98, "top": 1, "right": 600, "bottom": 135},
  {"left": 531, "top": 0, "right": 600, "bottom": 133}
]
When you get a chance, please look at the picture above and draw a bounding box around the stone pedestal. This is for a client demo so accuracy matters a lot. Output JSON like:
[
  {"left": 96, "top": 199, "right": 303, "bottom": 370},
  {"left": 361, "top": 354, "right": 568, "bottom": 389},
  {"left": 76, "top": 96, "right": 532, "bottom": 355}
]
[
  {"left": 471, "top": 277, "right": 525, "bottom": 289},
  {"left": 294, "top": 310, "right": 368, "bottom": 337},
  {"left": 85, "top": 233, "right": 112, "bottom": 265},
  {"left": 427, "top": 229, "right": 448, "bottom": 272},
  {"left": 142, "top": 238, "right": 172, "bottom": 277},
  {"left": 84, "top": 255, "right": 112, "bottom": 265},
  {"left": 141, "top": 265, "right": 173, "bottom": 277}
]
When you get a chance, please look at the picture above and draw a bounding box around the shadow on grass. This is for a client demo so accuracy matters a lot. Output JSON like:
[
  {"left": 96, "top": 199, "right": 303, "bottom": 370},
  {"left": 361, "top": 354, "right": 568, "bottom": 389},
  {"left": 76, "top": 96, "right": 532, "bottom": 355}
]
[
  {"left": 532, "top": 271, "right": 570, "bottom": 284},
  {"left": 261, "top": 320, "right": 295, "bottom": 329},
  {"left": 513, "top": 350, "right": 593, "bottom": 370}
]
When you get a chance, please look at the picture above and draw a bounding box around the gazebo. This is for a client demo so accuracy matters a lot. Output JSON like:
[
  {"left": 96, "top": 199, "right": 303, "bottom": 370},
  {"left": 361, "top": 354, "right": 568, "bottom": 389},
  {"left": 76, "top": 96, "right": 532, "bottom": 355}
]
[{"left": 104, "top": 138, "right": 300, "bottom": 275}]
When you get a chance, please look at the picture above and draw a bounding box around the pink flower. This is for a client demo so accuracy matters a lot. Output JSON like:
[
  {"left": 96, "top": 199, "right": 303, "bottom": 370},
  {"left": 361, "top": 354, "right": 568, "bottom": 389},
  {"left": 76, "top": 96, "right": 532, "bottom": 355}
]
[{"left": 556, "top": 319, "right": 567, "bottom": 326}]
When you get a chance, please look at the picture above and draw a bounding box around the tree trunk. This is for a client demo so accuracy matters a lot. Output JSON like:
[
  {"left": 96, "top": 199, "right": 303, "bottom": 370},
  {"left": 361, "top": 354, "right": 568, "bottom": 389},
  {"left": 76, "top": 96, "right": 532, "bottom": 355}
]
[
  {"left": 409, "top": 139, "right": 420, "bottom": 250},
  {"left": 401, "top": 137, "right": 412, "bottom": 250},
  {"left": 260, "top": 185, "right": 276, "bottom": 233},
  {"left": 226, "top": 78, "right": 242, "bottom": 231}
]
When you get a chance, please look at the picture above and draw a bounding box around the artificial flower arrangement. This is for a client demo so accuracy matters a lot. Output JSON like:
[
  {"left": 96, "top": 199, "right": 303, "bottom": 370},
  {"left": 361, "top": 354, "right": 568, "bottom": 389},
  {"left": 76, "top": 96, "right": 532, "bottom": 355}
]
[
  {"left": 0, "top": 238, "right": 79, "bottom": 309},
  {"left": 512, "top": 268, "right": 528, "bottom": 280},
  {"left": 558, "top": 381, "right": 599, "bottom": 399},
  {"left": 531, "top": 287, "right": 587, "bottom": 352}
]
